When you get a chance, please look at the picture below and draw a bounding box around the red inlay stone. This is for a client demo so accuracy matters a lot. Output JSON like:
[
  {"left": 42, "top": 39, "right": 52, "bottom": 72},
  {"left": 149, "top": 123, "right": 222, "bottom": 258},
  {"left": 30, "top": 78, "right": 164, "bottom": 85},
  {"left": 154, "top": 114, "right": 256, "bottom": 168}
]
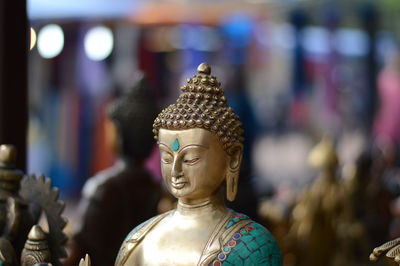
[
  {"left": 213, "top": 260, "right": 222, "bottom": 266},
  {"left": 229, "top": 240, "right": 237, "bottom": 247},
  {"left": 246, "top": 225, "right": 254, "bottom": 231}
]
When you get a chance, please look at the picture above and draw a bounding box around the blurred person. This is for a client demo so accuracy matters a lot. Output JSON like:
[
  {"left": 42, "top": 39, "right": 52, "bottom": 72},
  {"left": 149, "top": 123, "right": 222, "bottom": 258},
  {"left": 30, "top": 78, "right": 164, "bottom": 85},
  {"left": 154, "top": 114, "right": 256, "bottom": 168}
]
[
  {"left": 64, "top": 75, "right": 162, "bottom": 266},
  {"left": 373, "top": 49, "right": 400, "bottom": 256},
  {"left": 374, "top": 49, "right": 400, "bottom": 166}
]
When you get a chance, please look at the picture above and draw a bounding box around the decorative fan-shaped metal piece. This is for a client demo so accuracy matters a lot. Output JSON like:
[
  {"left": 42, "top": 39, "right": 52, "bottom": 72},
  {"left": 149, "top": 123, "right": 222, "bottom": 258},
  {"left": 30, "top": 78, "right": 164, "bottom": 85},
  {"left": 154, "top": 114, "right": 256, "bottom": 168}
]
[{"left": 19, "top": 174, "right": 68, "bottom": 266}]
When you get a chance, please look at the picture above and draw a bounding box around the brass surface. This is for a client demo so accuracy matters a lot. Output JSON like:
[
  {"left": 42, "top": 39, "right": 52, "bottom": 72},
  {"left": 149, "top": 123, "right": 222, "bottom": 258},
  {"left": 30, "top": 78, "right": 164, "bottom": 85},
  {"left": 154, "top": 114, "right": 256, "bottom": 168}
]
[
  {"left": 152, "top": 63, "right": 244, "bottom": 152},
  {"left": 0, "top": 145, "right": 17, "bottom": 168},
  {"left": 286, "top": 138, "right": 344, "bottom": 266},
  {"left": 21, "top": 225, "right": 51, "bottom": 266},
  {"left": 0, "top": 144, "right": 67, "bottom": 265},
  {"left": 120, "top": 127, "right": 242, "bottom": 265},
  {"left": 79, "top": 254, "right": 91, "bottom": 266},
  {"left": 370, "top": 238, "right": 400, "bottom": 264},
  {"left": 115, "top": 64, "right": 258, "bottom": 265}
]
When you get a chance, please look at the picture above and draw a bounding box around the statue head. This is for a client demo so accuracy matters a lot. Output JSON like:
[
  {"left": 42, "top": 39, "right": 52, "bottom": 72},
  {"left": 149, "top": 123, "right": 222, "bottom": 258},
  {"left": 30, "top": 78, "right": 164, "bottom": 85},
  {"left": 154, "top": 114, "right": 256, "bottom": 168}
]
[
  {"left": 108, "top": 75, "right": 158, "bottom": 161},
  {"left": 153, "top": 63, "right": 244, "bottom": 203}
]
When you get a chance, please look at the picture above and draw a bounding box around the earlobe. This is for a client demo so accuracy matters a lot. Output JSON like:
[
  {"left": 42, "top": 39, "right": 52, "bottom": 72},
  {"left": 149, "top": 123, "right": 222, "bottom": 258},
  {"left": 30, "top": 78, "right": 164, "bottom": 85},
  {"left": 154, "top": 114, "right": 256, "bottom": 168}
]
[{"left": 226, "top": 173, "right": 238, "bottom": 202}]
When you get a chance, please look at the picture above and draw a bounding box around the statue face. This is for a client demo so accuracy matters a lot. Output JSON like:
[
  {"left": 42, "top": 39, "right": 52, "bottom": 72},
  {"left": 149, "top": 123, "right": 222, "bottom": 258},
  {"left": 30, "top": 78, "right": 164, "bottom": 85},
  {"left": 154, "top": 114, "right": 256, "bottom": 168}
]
[{"left": 158, "top": 128, "right": 228, "bottom": 205}]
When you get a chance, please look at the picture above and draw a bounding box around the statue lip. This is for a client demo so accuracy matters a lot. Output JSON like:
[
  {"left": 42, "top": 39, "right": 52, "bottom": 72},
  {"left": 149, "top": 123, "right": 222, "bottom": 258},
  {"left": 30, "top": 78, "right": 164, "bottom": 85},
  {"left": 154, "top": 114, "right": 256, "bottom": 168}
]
[{"left": 171, "top": 181, "right": 187, "bottom": 189}]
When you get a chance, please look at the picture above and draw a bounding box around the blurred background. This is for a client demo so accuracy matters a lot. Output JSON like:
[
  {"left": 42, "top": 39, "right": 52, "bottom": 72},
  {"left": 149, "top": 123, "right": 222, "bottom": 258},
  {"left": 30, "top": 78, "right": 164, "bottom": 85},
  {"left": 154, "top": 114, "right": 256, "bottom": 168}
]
[{"left": 16, "top": 0, "right": 400, "bottom": 264}]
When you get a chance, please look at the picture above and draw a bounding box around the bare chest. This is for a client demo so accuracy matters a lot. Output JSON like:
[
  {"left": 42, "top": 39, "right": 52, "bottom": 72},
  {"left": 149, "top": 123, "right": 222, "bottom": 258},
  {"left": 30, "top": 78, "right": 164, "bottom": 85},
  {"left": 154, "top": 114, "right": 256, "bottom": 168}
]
[{"left": 126, "top": 215, "right": 221, "bottom": 266}]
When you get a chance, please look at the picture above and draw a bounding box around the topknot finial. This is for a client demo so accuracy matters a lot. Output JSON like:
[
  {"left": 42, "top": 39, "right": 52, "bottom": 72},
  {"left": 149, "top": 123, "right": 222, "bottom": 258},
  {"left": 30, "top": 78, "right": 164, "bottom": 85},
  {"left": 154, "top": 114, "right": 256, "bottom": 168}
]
[
  {"left": 27, "top": 225, "right": 47, "bottom": 241},
  {"left": 197, "top": 63, "right": 211, "bottom": 75}
]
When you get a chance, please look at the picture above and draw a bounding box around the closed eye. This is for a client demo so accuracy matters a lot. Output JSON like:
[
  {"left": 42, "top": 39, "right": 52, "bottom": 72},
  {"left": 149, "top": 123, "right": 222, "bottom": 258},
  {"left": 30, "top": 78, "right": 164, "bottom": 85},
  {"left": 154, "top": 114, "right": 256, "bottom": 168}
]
[
  {"left": 162, "top": 158, "right": 173, "bottom": 164},
  {"left": 183, "top": 158, "right": 200, "bottom": 165},
  {"left": 161, "top": 152, "right": 173, "bottom": 164}
]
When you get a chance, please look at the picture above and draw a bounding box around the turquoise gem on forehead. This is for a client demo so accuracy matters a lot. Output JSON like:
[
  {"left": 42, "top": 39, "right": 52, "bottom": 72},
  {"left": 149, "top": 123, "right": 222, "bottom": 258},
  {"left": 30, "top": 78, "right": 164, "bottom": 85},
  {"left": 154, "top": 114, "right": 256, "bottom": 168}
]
[{"left": 171, "top": 138, "right": 180, "bottom": 151}]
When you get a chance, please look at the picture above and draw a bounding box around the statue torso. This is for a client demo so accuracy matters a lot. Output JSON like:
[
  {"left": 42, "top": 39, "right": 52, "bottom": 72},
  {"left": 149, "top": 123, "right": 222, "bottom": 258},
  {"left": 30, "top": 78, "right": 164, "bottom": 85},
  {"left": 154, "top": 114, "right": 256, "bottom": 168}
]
[
  {"left": 116, "top": 203, "right": 282, "bottom": 266},
  {"left": 126, "top": 204, "right": 229, "bottom": 266}
]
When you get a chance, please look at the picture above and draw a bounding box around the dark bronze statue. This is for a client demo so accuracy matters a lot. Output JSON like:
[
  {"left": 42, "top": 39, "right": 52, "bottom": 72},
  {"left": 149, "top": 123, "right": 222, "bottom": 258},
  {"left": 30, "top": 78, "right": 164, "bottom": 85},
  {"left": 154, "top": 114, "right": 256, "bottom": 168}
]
[
  {"left": 0, "top": 144, "right": 67, "bottom": 266},
  {"left": 65, "top": 75, "right": 162, "bottom": 266}
]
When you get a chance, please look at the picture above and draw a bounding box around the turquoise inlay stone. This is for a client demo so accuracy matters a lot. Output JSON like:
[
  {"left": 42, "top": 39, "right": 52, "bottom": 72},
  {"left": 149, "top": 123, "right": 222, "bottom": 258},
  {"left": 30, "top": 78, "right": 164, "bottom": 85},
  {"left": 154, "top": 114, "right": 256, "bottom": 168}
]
[
  {"left": 216, "top": 222, "right": 282, "bottom": 266},
  {"left": 225, "top": 214, "right": 250, "bottom": 229},
  {"left": 171, "top": 138, "right": 180, "bottom": 151},
  {"left": 226, "top": 221, "right": 234, "bottom": 228},
  {"left": 223, "top": 247, "right": 231, "bottom": 253}
]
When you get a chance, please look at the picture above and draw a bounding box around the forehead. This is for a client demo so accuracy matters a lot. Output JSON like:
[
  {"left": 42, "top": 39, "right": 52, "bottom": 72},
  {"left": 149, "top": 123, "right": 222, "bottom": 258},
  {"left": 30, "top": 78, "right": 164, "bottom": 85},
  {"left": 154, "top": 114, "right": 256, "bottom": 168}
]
[{"left": 158, "top": 128, "right": 218, "bottom": 147}]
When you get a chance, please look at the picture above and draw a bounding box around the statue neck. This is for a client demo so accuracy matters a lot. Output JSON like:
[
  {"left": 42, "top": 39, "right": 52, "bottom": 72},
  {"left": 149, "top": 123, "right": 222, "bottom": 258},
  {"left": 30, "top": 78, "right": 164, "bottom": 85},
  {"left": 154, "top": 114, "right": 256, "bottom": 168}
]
[{"left": 176, "top": 195, "right": 227, "bottom": 217}]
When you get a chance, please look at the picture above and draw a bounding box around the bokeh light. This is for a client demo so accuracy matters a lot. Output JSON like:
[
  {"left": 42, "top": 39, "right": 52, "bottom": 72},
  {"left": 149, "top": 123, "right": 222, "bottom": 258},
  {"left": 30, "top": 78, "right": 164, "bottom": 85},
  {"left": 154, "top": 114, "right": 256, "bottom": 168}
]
[
  {"left": 37, "top": 24, "right": 64, "bottom": 58},
  {"left": 30, "top": 27, "right": 37, "bottom": 50},
  {"left": 84, "top": 26, "right": 114, "bottom": 61}
]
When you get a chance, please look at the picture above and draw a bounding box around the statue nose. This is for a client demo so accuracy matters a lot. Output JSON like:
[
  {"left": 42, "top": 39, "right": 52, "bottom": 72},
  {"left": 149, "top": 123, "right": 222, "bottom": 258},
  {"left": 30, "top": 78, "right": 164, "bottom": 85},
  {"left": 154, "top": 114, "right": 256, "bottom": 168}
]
[{"left": 171, "top": 158, "right": 183, "bottom": 178}]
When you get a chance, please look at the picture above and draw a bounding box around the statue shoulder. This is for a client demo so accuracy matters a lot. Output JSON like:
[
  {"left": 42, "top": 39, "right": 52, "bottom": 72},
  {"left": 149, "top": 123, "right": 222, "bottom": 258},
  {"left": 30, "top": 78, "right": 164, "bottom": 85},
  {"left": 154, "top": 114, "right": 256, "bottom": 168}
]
[
  {"left": 209, "top": 214, "right": 282, "bottom": 266},
  {"left": 115, "top": 211, "right": 171, "bottom": 266}
]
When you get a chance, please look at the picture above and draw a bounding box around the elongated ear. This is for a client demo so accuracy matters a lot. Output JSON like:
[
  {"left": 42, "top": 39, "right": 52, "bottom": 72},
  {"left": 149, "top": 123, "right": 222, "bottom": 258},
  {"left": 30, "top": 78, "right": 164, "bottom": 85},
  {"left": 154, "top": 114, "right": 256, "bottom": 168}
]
[
  {"left": 226, "top": 144, "right": 243, "bottom": 201},
  {"left": 227, "top": 144, "right": 243, "bottom": 172}
]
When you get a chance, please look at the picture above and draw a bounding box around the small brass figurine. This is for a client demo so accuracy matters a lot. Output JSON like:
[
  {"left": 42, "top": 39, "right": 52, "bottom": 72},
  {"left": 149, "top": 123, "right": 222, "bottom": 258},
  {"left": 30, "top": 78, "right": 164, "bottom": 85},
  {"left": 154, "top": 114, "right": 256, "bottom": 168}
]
[
  {"left": 66, "top": 75, "right": 162, "bottom": 266},
  {"left": 115, "top": 63, "right": 282, "bottom": 265},
  {"left": 21, "top": 225, "right": 51, "bottom": 266},
  {"left": 287, "top": 138, "right": 343, "bottom": 266}
]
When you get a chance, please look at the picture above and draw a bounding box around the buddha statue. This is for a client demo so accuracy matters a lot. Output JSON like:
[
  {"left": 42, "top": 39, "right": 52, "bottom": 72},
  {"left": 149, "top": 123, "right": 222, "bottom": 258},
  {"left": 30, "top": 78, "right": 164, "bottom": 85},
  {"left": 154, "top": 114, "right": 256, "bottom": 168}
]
[
  {"left": 115, "top": 63, "right": 282, "bottom": 266},
  {"left": 286, "top": 138, "right": 344, "bottom": 266},
  {"left": 66, "top": 75, "right": 162, "bottom": 266}
]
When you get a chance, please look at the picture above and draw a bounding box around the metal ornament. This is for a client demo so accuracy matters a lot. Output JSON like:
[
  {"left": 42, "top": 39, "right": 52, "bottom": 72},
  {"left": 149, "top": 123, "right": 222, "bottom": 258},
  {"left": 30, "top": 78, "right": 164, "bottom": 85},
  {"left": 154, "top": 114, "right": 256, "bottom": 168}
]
[
  {"left": 0, "top": 144, "right": 67, "bottom": 266},
  {"left": 79, "top": 254, "right": 91, "bottom": 266},
  {"left": 370, "top": 238, "right": 400, "bottom": 264},
  {"left": 19, "top": 175, "right": 68, "bottom": 265},
  {"left": 21, "top": 225, "right": 51, "bottom": 266}
]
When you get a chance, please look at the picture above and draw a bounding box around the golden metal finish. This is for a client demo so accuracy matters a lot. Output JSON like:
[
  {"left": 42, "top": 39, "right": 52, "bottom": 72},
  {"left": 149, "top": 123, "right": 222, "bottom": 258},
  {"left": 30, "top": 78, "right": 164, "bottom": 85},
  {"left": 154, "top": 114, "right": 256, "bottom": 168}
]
[
  {"left": 152, "top": 63, "right": 244, "bottom": 152},
  {"left": 0, "top": 144, "right": 67, "bottom": 265},
  {"left": 117, "top": 127, "right": 242, "bottom": 265},
  {"left": 21, "top": 225, "right": 51, "bottom": 266},
  {"left": 79, "top": 254, "right": 91, "bottom": 266},
  {"left": 116, "top": 64, "right": 281, "bottom": 266},
  {"left": 287, "top": 138, "right": 343, "bottom": 266},
  {"left": 370, "top": 238, "right": 400, "bottom": 264},
  {"left": 0, "top": 144, "right": 17, "bottom": 168}
]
